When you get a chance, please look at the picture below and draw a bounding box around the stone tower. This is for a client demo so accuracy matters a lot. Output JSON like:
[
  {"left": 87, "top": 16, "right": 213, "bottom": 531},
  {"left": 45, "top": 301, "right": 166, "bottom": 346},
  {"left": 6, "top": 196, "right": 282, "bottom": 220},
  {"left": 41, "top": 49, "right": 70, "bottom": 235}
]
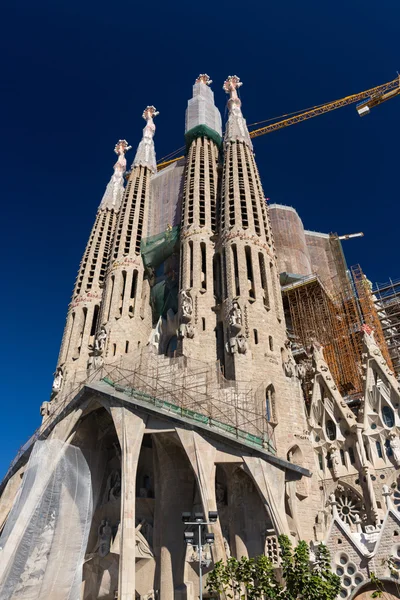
[
  {"left": 178, "top": 75, "right": 222, "bottom": 360},
  {"left": 218, "top": 78, "right": 316, "bottom": 501},
  {"left": 98, "top": 107, "right": 158, "bottom": 364},
  {"left": 54, "top": 140, "right": 131, "bottom": 397},
  {"left": 219, "top": 76, "right": 285, "bottom": 380}
]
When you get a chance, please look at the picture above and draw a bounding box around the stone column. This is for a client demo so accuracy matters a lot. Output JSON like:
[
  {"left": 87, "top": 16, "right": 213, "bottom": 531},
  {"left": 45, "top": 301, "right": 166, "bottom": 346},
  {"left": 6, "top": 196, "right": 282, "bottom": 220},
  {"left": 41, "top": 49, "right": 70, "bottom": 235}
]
[
  {"left": 176, "top": 429, "right": 226, "bottom": 563},
  {"left": 243, "top": 456, "right": 291, "bottom": 536},
  {"left": 110, "top": 405, "right": 147, "bottom": 600},
  {"left": 153, "top": 433, "right": 196, "bottom": 600}
]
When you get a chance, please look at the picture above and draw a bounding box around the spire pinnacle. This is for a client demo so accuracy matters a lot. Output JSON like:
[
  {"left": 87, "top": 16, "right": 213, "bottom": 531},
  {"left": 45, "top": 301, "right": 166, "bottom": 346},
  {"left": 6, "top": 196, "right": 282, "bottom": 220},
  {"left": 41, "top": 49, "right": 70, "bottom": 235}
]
[
  {"left": 185, "top": 74, "right": 222, "bottom": 138},
  {"left": 195, "top": 74, "right": 212, "bottom": 86},
  {"left": 223, "top": 75, "right": 252, "bottom": 149},
  {"left": 99, "top": 139, "right": 131, "bottom": 211},
  {"left": 132, "top": 106, "right": 158, "bottom": 173}
]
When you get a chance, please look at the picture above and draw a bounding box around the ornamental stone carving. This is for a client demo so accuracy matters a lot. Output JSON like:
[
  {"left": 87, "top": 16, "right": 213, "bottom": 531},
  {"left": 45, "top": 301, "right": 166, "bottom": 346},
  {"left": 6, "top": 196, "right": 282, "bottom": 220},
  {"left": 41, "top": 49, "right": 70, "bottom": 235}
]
[
  {"left": 94, "top": 326, "right": 107, "bottom": 353},
  {"left": 97, "top": 519, "right": 112, "bottom": 557},
  {"left": 228, "top": 300, "right": 242, "bottom": 331},
  {"left": 329, "top": 444, "right": 340, "bottom": 479},
  {"left": 52, "top": 367, "right": 63, "bottom": 393},
  {"left": 389, "top": 432, "right": 400, "bottom": 466},
  {"left": 180, "top": 290, "right": 193, "bottom": 322}
]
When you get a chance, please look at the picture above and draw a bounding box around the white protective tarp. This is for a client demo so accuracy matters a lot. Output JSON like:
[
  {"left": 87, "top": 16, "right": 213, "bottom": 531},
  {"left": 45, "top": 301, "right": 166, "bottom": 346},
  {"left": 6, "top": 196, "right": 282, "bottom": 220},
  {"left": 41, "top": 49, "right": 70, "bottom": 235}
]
[{"left": 0, "top": 440, "right": 93, "bottom": 600}]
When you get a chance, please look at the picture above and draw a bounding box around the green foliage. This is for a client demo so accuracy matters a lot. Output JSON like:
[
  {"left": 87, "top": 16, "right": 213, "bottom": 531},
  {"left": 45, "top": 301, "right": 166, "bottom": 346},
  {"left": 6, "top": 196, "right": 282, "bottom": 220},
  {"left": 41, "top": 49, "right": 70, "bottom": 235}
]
[{"left": 206, "top": 535, "right": 340, "bottom": 600}]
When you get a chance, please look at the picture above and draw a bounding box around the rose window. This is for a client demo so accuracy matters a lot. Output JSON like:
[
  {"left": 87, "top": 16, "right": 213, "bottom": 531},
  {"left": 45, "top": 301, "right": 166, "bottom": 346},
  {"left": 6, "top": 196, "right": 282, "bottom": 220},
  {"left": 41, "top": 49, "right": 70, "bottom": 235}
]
[{"left": 335, "top": 489, "right": 363, "bottom": 525}]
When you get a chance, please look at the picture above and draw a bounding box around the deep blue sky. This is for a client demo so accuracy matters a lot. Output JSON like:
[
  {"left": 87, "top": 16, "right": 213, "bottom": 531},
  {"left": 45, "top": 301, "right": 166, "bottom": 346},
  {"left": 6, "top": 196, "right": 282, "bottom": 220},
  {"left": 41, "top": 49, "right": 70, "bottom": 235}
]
[{"left": 1, "top": 0, "right": 399, "bottom": 477}]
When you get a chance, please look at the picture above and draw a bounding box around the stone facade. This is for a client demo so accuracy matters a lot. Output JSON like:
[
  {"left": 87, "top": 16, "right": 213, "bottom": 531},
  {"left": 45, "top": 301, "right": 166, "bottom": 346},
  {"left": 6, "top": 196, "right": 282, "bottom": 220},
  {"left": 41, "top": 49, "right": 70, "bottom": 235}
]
[{"left": 1, "top": 74, "right": 400, "bottom": 599}]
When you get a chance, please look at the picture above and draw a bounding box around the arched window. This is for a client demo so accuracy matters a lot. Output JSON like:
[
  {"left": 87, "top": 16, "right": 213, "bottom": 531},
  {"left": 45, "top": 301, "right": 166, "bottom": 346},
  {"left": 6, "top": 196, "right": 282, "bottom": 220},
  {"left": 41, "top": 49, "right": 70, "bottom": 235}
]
[
  {"left": 265, "top": 385, "right": 275, "bottom": 422},
  {"left": 348, "top": 447, "right": 356, "bottom": 464},
  {"left": 376, "top": 440, "right": 383, "bottom": 458},
  {"left": 340, "top": 449, "right": 346, "bottom": 465},
  {"left": 382, "top": 406, "right": 395, "bottom": 428},
  {"left": 326, "top": 420, "right": 336, "bottom": 441}
]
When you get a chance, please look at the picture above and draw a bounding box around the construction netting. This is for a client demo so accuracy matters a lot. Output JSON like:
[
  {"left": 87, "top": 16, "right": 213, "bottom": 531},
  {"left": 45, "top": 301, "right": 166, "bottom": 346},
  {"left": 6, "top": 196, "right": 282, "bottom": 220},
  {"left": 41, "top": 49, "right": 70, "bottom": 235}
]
[
  {"left": 141, "top": 226, "right": 180, "bottom": 324},
  {"left": 141, "top": 225, "right": 180, "bottom": 272},
  {"left": 0, "top": 440, "right": 93, "bottom": 600}
]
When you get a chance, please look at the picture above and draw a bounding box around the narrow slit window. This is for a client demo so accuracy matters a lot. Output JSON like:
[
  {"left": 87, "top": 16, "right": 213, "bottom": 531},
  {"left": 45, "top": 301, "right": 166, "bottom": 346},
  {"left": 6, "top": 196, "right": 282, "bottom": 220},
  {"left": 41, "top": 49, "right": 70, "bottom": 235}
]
[
  {"left": 269, "top": 336, "right": 273, "bottom": 351},
  {"left": 200, "top": 242, "right": 207, "bottom": 290},
  {"left": 130, "top": 270, "right": 138, "bottom": 298},
  {"left": 259, "top": 252, "right": 270, "bottom": 308},
  {"left": 189, "top": 241, "right": 194, "bottom": 288},
  {"left": 90, "top": 305, "right": 100, "bottom": 336},
  {"left": 213, "top": 253, "right": 222, "bottom": 302},
  {"left": 107, "top": 275, "right": 115, "bottom": 321},
  {"left": 254, "top": 329, "right": 258, "bottom": 344},
  {"left": 125, "top": 341, "right": 129, "bottom": 353},
  {"left": 245, "top": 246, "right": 255, "bottom": 299},
  {"left": 113, "top": 343, "right": 117, "bottom": 356},
  {"left": 202, "top": 318, "right": 206, "bottom": 331},
  {"left": 232, "top": 244, "right": 240, "bottom": 296}
]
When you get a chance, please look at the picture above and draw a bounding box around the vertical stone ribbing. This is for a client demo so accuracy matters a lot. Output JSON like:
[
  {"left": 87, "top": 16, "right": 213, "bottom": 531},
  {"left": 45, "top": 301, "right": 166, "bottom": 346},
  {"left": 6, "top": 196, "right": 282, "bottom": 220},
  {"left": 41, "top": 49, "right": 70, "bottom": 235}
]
[
  {"left": 178, "top": 76, "right": 222, "bottom": 361},
  {"left": 220, "top": 77, "right": 285, "bottom": 383},
  {"left": 98, "top": 107, "right": 158, "bottom": 361},
  {"left": 55, "top": 141, "right": 130, "bottom": 396}
]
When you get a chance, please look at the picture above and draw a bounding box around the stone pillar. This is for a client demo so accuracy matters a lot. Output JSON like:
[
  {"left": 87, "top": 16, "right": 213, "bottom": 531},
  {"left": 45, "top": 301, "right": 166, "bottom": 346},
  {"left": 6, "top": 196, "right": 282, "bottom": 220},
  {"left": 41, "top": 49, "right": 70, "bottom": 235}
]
[
  {"left": 175, "top": 429, "right": 226, "bottom": 563},
  {"left": 153, "top": 434, "right": 196, "bottom": 600},
  {"left": 243, "top": 456, "right": 291, "bottom": 536},
  {"left": 110, "top": 405, "right": 147, "bottom": 600}
]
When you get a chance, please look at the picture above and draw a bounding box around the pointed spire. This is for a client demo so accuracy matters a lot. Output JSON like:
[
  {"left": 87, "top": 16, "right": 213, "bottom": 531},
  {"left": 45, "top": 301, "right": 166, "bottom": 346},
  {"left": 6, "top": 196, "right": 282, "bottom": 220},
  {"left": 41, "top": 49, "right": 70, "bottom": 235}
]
[
  {"left": 132, "top": 106, "right": 158, "bottom": 173},
  {"left": 223, "top": 75, "right": 253, "bottom": 149},
  {"left": 185, "top": 74, "right": 222, "bottom": 138},
  {"left": 100, "top": 140, "right": 132, "bottom": 210}
]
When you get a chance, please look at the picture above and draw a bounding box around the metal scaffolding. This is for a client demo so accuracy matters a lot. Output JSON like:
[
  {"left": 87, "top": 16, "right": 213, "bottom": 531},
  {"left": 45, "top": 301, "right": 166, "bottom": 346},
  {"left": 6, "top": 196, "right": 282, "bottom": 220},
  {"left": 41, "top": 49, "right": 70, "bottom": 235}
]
[
  {"left": 372, "top": 277, "right": 400, "bottom": 378},
  {"left": 283, "top": 274, "right": 363, "bottom": 397},
  {"left": 283, "top": 265, "right": 396, "bottom": 400},
  {"left": 351, "top": 265, "right": 395, "bottom": 373}
]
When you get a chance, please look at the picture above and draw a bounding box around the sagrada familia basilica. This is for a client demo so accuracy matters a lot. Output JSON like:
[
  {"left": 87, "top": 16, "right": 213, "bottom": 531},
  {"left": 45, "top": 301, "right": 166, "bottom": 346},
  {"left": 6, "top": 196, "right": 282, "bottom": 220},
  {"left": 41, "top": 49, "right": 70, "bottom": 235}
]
[{"left": 1, "top": 74, "right": 400, "bottom": 600}]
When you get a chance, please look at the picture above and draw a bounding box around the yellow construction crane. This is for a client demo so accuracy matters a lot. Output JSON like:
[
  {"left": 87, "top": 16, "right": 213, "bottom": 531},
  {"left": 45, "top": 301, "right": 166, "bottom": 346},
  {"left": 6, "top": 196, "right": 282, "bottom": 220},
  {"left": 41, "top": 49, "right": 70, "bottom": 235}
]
[{"left": 157, "top": 75, "right": 400, "bottom": 170}]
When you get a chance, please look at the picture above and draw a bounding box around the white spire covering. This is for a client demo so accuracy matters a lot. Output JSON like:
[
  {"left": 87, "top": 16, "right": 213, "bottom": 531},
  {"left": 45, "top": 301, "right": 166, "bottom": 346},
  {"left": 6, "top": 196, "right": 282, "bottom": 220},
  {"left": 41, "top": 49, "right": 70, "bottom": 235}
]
[
  {"left": 132, "top": 106, "right": 159, "bottom": 173},
  {"left": 223, "top": 75, "right": 253, "bottom": 150},
  {"left": 185, "top": 74, "right": 222, "bottom": 135},
  {"left": 99, "top": 140, "right": 132, "bottom": 211}
]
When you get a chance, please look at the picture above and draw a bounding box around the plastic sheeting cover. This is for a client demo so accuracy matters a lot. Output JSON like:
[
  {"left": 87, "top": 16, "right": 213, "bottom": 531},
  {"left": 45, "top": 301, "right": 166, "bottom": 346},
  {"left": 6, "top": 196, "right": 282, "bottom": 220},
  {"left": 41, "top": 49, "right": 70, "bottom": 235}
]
[{"left": 0, "top": 440, "right": 93, "bottom": 600}]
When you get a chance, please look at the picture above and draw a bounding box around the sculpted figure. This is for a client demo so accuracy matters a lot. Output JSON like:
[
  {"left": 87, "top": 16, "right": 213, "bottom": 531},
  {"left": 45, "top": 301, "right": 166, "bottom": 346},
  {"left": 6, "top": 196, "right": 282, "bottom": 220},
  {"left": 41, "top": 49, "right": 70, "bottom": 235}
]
[
  {"left": 226, "top": 337, "right": 237, "bottom": 355},
  {"left": 389, "top": 432, "right": 400, "bottom": 466},
  {"left": 283, "top": 357, "right": 296, "bottom": 378},
  {"left": 97, "top": 519, "right": 112, "bottom": 557},
  {"left": 236, "top": 335, "right": 248, "bottom": 354},
  {"left": 40, "top": 401, "right": 51, "bottom": 418},
  {"left": 94, "top": 326, "right": 107, "bottom": 352},
  {"left": 329, "top": 444, "right": 340, "bottom": 478},
  {"left": 296, "top": 361, "right": 307, "bottom": 381},
  {"left": 180, "top": 290, "right": 193, "bottom": 320},
  {"left": 52, "top": 367, "right": 63, "bottom": 392},
  {"left": 229, "top": 301, "right": 242, "bottom": 328}
]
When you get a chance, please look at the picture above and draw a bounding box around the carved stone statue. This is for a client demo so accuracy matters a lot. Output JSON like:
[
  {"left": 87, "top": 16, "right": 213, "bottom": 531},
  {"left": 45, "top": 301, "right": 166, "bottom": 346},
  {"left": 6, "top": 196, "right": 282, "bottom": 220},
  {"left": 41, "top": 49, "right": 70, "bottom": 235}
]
[
  {"left": 103, "top": 470, "right": 121, "bottom": 504},
  {"left": 228, "top": 301, "right": 242, "bottom": 330},
  {"left": 329, "top": 444, "right": 340, "bottom": 479},
  {"left": 180, "top": 290, "right": 193, "bottom": 321},
  {"left": 236, "top": 334, "right": 248, "bottom": 354},
  {"left": 135, "top": 520, "right": 154, "bottom": 559},
  {"left": 40, "top": 401, "right": 51, "bottom": 418},
  {"left": 283, "top": 356, "right": 296, "bottom": 378},
  {"left": 389, "top": 432, "right": 400, "bottom": 466},
  {"left": 52, "top": 367, "right": 63, "bottom": 393},
  {"left": 94, "top": 326, "right": 107, "bottom": 352},
  {"left": 296, "top": 361, "right": 307, "bottom": 381},
  {"left": 226, "top": 337, "right": 238, "bottom": 355},
  {"left": 97, "top": 519, "right": 112, "bottom": 557}
]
